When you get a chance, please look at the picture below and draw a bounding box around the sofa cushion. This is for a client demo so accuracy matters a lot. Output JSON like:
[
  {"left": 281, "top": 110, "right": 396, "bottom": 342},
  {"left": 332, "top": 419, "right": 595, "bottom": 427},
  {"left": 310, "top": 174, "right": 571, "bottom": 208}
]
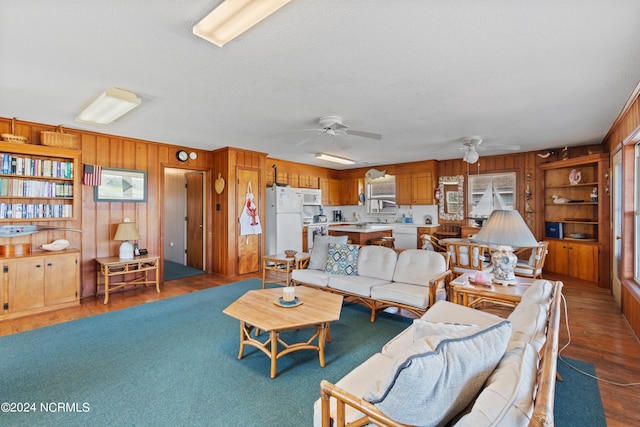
[
  {"left": 370, "top": 282, "right": 445, "bottom": 309},
  {"left": 328, "top": 275, "right": 391, "bottom": 297},
  {"left": 363, "top": 320, "right": 512, "bottom": 426},
  {"left": 357, "top": 245, "right": 398, "bottom": 281},
  {"left": 520, "top": 279, "right": 554, "bottom": 308},
  {"left": 312, "top": 352, "right": 395, "bottom": 427},
  {"left": 391, "top": 249, "right": 447, "bottom": 286},
  {"left": 325, "top": 243, "right": 359, "bottom": 276},
  {"left": 455, "top": 342, "right": 539, "bottom": 426},
  {"left": 291, "top": 268, "right": 331, "bottom": 288},
  {"left": 421, "top": 300, "right": 505, "bottom": 326},
  {"left": 382, "top": 318, "right": 473, "bottom": 357},
  {"left": 508, "top": 300, "right": 548, "bottom": 352},
  {"left": 308, "top": 235, "right": 348, "bottom": 270}
]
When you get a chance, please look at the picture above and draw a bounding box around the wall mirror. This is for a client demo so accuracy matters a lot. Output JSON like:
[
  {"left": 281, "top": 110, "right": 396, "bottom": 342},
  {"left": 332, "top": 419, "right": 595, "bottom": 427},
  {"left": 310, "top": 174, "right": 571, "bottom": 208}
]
[
  {"left": 438, "top": 175, "right": 464, "bottom": 221},
  {"left": 467, "top": 172, "right": 516, "bottom": 226},
  {"left": 366, "top": 173, "right": 397, "bottom": 215}
]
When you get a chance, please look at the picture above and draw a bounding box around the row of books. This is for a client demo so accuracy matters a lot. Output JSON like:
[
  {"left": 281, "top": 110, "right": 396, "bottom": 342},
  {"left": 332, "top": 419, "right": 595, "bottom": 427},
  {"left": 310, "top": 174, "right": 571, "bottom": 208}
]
[
  {"left": 0, "top": 179, "right": 73, "bottom": 198},
  {"left": 0, "top": 203, "right": 73, "bottom": 219},
  {"left": 0, "top": 154, "right": 74, "bottom": 179}
]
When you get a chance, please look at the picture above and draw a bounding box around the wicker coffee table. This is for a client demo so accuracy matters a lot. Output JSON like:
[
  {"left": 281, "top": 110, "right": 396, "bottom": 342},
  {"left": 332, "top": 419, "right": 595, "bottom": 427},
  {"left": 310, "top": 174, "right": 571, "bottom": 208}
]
[{"left": 223, "top": 286, "right": 343, "bottom": 378}]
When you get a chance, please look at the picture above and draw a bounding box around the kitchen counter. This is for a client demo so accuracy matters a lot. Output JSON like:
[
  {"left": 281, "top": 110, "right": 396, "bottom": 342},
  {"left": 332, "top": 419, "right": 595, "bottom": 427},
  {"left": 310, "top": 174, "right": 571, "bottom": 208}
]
[{"left": 327, "top": 225, "right": 394, "bottom": 233}]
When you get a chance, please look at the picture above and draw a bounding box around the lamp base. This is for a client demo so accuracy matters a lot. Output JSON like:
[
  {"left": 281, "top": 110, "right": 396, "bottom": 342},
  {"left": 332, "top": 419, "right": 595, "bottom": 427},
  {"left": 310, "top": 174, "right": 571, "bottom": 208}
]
[
  {"left": 491, "top": 245, "right": 518, "bottom": 286},
  {"left": 119, "top": 241, "right": 134, "bottom": 260}
]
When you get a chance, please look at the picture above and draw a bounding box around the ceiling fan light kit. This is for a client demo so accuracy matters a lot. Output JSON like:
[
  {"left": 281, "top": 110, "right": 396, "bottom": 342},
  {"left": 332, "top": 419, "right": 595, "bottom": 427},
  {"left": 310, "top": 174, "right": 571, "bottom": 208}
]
[
  {"left": 315, "top": 153, "right": 355, "bottom": 165},
  {"left": 193, "top": 0, "right": 291, "bottom": 47},
  {"left": 76, "top": 88, "right": 141, "bottom": 126},
  {"left": 464, "top": 146, "right": 480, "bottom": 164}
]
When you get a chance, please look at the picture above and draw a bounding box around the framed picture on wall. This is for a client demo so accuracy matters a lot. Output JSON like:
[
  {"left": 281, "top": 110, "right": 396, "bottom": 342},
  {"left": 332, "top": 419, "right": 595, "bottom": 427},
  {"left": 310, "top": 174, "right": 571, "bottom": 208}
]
[{"left": 94, "top": 167, "right": 147, "bottom": 202}]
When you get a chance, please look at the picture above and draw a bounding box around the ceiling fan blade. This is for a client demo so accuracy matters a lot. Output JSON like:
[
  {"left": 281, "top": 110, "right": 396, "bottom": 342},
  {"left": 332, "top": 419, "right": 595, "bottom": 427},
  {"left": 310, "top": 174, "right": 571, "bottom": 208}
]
[
  {"left": 294, "top": 134, "right": 319, "bottom": 146},
  {"left": 330, "top": 122, "right": 348, "bottom": 131},
  {"left": 345, "top": 129, "right": 382, "bottom": 140},
  {"left": 479, "top": 144, "right": 521, "bottom": 151}
]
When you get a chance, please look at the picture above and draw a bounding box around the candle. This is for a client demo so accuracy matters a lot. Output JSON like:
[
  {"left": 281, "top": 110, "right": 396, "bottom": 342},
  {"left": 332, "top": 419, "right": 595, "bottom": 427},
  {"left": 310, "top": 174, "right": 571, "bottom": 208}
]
[{"left": 283, "top": 287, "right": 295, "bottom": 302}]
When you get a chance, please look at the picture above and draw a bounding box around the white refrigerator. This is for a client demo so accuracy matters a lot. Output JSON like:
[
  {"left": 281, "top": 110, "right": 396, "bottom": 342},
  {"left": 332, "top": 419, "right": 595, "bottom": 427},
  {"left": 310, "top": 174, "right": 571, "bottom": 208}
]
[{"left": 266, "top": 186, "right": 303, "bottom": 255}]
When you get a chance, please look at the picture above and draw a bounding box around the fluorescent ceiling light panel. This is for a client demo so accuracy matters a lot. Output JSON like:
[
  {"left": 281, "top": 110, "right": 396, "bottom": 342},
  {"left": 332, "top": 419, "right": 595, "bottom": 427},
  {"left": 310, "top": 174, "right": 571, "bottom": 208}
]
[
  {"left": 76, "top": 88, "right": 141, "bottom": 125},
  {"left": 315, "top": 153, "right": 355, "bottom": 165},
  {"left": 193, "top": 0, "right": 291, "bottom": 47}
]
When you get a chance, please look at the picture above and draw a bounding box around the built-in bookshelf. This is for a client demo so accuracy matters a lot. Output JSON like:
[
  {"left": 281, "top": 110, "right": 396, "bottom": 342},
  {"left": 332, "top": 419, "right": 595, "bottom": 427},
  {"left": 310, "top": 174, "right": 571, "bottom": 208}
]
[
  {"left": 0, "top": 142, "right": 80, "bottom": 222},
  {"left": 539, "top": 153, "right": 610, "bottom": 287}
]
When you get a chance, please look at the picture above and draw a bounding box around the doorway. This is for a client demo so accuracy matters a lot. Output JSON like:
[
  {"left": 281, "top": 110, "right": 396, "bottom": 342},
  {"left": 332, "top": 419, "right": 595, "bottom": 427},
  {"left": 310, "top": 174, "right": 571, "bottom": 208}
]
[{"left": 164, "top": 168, "right": 206, "bottom": 276}]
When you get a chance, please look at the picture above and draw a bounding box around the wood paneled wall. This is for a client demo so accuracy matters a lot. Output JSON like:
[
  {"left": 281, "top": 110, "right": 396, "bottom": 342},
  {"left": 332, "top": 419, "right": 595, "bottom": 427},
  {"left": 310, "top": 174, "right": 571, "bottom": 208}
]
[
  {"left": 601, "top": 84, "right": 640, "bottom": 340},
  {"left": 0, "top": 118, "right": 212, "bottom": 298}
]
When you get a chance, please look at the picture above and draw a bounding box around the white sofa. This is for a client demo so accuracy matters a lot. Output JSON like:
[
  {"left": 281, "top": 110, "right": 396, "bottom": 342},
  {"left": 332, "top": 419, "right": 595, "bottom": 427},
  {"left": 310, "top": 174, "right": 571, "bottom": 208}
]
[
  {"left": 315, "top": 279, "right": 563, "bottom": 427},
  {"left": 291, "top": 238, "right": 451, "bottom": 322}
]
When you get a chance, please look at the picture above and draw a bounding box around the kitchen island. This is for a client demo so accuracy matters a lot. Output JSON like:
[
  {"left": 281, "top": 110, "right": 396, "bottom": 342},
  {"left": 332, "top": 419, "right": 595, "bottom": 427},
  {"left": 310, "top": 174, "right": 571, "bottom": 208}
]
[{"left": 328, "top": 225, "right": 394, "bottom": 245}]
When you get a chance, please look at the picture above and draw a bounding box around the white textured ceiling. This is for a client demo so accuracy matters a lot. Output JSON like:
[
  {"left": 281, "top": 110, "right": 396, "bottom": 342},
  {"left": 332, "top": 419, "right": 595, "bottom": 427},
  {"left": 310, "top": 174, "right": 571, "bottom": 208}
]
[{"left": 2, "top": 1, "right": 640, "bottom": 169}]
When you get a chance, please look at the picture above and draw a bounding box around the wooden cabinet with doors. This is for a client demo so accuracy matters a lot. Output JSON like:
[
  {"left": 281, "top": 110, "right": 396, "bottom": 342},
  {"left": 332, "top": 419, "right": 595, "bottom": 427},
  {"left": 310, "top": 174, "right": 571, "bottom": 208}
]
[
  {"left": 320, "top": 178, "right": 342, "bottom": 206},
  {"left": 396, "top": 172, "right": 435, "bottom": 206},
  {"left": 539, "top": 153, "right": 609, "bottom": 287},
  {"left": 545, "top": 239, "right": 599, "bottom": 283},
  {"left": 340, "top": 177, "right": 360, "bottom": 205},
  {"left": 2, "top": 250, "right": 80, "bottom": 319}
]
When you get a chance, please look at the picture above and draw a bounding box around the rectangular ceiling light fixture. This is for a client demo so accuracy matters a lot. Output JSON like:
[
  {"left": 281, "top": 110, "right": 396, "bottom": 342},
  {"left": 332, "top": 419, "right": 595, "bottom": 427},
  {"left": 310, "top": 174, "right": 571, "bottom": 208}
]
[
  {"left": 315, "top": 153, "right": 355, "bottom": 165},
  {"left": 76, "top": 88, "right": 141, "bottom": 126},
  {"left": 193, "top": 0, "right": 291, "bottom": 47}
]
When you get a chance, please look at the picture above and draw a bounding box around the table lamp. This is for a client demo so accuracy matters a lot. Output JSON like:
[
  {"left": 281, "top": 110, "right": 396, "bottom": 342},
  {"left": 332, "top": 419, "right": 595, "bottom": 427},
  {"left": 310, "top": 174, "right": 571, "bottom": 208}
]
[
  {"left": 473, "top": 210, "right": 537, "bottom": 285},
  {"left": 114, "top": 220, "right": 141, "bottom": 260}
]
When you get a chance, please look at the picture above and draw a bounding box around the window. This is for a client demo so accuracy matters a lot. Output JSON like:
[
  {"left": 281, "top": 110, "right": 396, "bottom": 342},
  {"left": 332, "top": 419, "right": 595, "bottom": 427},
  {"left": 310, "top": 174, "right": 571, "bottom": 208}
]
[
  {"left": 467, "top": 172, "right": 516, "bottom": 226},
  {"left": 634, "top": 144, "right": 640, "bottom": 282}
]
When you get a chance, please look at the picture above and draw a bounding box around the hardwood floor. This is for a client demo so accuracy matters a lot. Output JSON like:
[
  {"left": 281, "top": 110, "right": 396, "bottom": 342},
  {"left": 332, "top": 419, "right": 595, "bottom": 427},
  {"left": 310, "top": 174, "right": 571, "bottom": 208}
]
[{"left": 1, "top": 271, "right": 639, "bottom": 426}]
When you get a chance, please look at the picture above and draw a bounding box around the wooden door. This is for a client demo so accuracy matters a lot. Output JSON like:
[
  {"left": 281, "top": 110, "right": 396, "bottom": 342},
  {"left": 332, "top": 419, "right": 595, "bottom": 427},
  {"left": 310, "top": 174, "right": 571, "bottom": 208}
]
[
  {"left": 45, "top": 253, "right": 78, "bottom": 306},
  {"left": 237, "top": 167, "right": 260, "bottom": 275},
  {"left": 186, "top": 172, "right": 204, "bottom": 270}
]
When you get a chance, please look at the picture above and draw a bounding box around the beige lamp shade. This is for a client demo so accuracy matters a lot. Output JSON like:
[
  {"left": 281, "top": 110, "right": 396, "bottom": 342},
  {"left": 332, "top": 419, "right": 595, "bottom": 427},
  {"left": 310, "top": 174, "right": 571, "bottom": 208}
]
[
  {"left": 114, "top": 222, "right": 140, "bottom": 259},
  {"left": 114, "top": 222, "right": 141, "bottom": 241}
]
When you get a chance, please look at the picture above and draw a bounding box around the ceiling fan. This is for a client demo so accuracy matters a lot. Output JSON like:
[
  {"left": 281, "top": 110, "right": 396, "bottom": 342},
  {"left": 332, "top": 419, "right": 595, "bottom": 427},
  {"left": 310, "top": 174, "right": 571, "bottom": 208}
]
[
  {"left": 461, "top": 136, "right": 520, "bottom": 164},
  {"left": 295, "top": 115, "right": 382, "bottom": 147}
]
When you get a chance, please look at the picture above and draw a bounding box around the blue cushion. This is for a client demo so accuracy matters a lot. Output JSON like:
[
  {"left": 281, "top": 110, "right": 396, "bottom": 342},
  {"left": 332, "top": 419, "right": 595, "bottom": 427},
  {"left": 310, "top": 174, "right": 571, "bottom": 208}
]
[
  {"left": 363, "top": 320, "right": 512, "bottom": 426},
  {"left": 324, "top": 243, "right": 359, "bottom": 276}
]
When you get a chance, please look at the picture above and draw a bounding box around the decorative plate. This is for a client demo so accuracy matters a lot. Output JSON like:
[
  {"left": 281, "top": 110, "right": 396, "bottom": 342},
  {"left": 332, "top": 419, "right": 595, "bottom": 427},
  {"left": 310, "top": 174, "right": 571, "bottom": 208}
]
[{"left": 274, "top": 297, "right": 303, "bottom": 308}]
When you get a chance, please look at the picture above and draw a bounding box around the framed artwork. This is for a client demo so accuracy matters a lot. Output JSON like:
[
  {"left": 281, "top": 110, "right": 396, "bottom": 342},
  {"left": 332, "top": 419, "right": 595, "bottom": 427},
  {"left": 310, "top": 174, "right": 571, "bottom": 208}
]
[{"left": 94, "top": 168, "right": 147, "bottom": 202}]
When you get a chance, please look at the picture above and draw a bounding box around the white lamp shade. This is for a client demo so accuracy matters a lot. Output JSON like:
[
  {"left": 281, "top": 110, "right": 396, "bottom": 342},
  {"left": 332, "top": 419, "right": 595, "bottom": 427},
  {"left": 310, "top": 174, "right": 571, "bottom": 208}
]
[{"left": 474, "top": 210, "right": 537, "bottom": 248}]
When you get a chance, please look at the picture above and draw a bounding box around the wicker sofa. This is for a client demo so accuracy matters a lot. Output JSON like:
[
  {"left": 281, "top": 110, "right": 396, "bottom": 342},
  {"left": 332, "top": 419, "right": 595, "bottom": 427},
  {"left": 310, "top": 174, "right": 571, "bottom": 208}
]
[
  {"left": 315, "top": 279, "right": 563, "bottom": 427},
  {"left": 291, "top": 239, "right": 451, "bottom": 322}
]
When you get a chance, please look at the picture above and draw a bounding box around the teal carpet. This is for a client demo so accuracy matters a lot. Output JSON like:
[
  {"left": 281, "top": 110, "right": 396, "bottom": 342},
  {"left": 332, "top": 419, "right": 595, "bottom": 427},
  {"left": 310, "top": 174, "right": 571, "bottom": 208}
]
[
  {"left": 164, "top": 259, "right": 204, "bottom": 281},
  {"left": 0, "top": 279, "right": 410, "bottom": 426},
  {"left": 555, "top": 357, "right": 606, "bottom": 426},
  {"left": 0, "top": 279, "right": 605, "bottom": 426}
]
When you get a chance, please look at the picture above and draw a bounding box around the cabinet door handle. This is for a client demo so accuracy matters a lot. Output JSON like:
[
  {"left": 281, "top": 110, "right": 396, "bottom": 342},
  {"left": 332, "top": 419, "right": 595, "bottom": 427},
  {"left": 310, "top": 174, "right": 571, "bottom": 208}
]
[
  {"left": 36, "top": 264, "right": 42, "bottom": 268},
  {"left": 47, "top": 263, "right": 53, "bottom": 267}
]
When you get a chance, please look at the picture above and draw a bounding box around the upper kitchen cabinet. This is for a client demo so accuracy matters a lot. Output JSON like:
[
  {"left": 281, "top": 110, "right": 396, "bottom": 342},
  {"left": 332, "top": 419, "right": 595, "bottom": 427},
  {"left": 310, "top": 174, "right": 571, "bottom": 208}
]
[
  {"left": 396, "top": 172, "right": 435, "bottom": 206},
  {"left": 320, "top": 178, "right": 342, "bottom": 206}
]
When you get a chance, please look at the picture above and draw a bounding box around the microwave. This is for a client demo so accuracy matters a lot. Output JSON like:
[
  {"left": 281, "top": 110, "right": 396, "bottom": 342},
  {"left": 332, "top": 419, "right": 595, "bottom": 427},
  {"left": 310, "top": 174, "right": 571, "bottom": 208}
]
[{"left": 302, "top": 189, "right": 322, "bottom": 206}]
